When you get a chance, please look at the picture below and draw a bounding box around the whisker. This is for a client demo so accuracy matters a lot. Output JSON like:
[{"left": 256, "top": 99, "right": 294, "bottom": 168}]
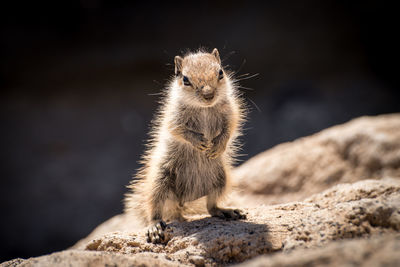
[
  {"left": 153, "top": 80, "right": 163, "bottom": 85},
  {"left": 236, "top": 73, "right": 251, "bottom": 78},
  {"left": 237, "top": 86, "right": 254, "bottom": 91},
  {"left": 148, "top": 92, "right": 163, "bottom": 96},
  {"left": 242, "top": 127, "right": 253, "bottom": 131},
  {"left": 236, "top": 73, "right": 259, "bottom": 81},
  {"left": 247, "top": 97, "right": 262, "bottom": 113}
]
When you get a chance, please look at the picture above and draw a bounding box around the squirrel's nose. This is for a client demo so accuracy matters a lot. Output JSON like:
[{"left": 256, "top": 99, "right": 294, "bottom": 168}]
[{"left": 201, "top": 86, "right": 215, "bottom": 100}]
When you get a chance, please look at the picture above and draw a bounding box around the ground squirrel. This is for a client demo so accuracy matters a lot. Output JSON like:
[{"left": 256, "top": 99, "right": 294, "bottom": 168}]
[{"left": 125, "top": 48, "right": 246, "bottom": 243}]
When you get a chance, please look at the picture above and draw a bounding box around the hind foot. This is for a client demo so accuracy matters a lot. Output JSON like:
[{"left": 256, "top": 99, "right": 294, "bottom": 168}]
[
  {"left": 146, "top": 220, "right": 171, "bottom": 244},
  {"left": 209, "top": 207, "right": 247, "bottom": 220}
]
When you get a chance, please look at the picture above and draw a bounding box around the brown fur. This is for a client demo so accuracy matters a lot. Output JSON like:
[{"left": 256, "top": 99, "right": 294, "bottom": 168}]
[{"left": 124, "top": 48, "right": 246, "bottom": 243}]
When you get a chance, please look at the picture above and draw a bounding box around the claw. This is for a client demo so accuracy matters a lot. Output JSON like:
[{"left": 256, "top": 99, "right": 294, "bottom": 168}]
[
  {"left": 146, "top": 220, "right": 170, "bottom": 244},
  {"left": 197, "top": 142, "right": 211, "bottom": 151},
  {"left": 234, "top": 209, "right": 247, "bottom": 219},
  {"left": 206, "top": 149, "right": 220, "bottom": 159},
  {"left": 211, "top": 208, "right": 246, "bottom": 220},
  {"left": 159, "top": 220, "right": 167, "bottom": 230}
]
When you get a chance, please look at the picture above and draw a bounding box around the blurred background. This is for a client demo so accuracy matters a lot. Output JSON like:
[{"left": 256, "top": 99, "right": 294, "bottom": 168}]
[{"left": 1, "top": 0, "right": 399, "bottom": 262}]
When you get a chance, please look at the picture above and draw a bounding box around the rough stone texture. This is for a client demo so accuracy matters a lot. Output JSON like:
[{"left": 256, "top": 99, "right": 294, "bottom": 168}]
[
  {"left": 235, "top": 234, "right": 400, "bottom": 267},
  {"left": 3, "top": 114, "right": 400, "bottom": 266},
  {"left": 231, "top": 114, "right": 400, "bottom": 205}
]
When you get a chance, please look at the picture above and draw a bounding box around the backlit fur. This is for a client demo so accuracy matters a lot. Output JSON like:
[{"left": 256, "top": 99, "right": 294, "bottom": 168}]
[{"left": 124, "top": 48, "right": 246, "bottom": 225}]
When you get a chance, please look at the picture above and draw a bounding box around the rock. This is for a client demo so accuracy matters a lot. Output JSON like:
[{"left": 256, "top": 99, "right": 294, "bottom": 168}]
[
  {"left": 3, "top": 114, "right": 400, "bottom": 266},
  {"left": 68, "top": 178, "right": 400, "bottom": 266},
  {"left": 234, "top": 234, "right": 400, "bottom": 267},
  {"left": 230, "top": 114, "right": 400, "bottom": 206}
]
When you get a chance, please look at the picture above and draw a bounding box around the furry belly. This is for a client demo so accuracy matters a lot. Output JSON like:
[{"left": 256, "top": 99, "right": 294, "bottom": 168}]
[{"left": 164, "top": 141, "right": 226, "bottom": 202}]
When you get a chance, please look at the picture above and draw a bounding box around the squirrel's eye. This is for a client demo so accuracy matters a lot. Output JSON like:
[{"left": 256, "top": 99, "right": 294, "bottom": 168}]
[
  {"left": 218, "top": 69, "right": 224, "bottom": 80},
  {"left": 183, "top": 76, "right": 191, "bottom": 86}
]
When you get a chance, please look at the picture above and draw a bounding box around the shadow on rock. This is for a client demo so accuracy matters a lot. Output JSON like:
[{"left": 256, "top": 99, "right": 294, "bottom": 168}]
[
  {"left": 167, "top": 216, "right": 275, "bottom": 264},
  {"left": 84, "top": 214, "right": 276, "bottom": 266}
]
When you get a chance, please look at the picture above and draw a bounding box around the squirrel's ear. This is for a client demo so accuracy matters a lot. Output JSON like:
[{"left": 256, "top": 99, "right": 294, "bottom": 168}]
[
  {"left": 174, "top": 56, "right": 183, "bottom": 76},
  {"left": 211, "top": 48, "right": 221, "bottom": 64}
]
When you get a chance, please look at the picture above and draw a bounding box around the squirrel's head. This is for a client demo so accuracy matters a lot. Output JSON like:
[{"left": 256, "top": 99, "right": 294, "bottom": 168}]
[{"left": 174, "top": 48, "right": 227, "bottom": 107}]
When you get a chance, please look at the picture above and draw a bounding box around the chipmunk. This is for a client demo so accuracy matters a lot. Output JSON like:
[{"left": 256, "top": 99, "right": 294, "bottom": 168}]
[{"left": 124, "top": 48, "right": 246, "bottom": 243}]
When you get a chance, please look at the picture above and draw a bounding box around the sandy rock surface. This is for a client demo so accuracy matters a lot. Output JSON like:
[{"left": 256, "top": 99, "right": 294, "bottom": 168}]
[
  {"left": 235, "top": 234, "right": 400, "bottom": 267},
  {"left": 231, "top": 114, "right": 400, "bottom": 205},
  {"left": 2, "top": 114, "right": 400, "bottom": 266}
]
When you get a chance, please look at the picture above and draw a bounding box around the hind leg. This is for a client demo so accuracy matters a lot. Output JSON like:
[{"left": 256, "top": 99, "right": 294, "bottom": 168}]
[
  {"left": 147, "top": 203, "right": 183, "bottom": 244},
  {"left": 206, "top": 165, "right": 246, "bottom": 220},
  {"left": 146, "top": 165, "right": 182, "bottom": 244},
  {"left": 146, "top": 170, "right": 174, "bottom": 244},
  {"left": 146, "top": 190, "right": 170, "bottom": 244},
  {"left": 163, "top": 198, "right": 186, "bottom": 222}
]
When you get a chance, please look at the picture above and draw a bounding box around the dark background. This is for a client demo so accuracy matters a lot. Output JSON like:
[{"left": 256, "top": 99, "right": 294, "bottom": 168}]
[{"left": 1, "top": 0, "right": 399, "bottom": 262}]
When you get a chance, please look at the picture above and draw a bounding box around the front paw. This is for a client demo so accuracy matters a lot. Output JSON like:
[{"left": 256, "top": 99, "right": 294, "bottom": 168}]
[
  {"left": 205, "top": 135, "right": 227, "bottom": 159},
  {"left": 146, "top": 220, "right": 171, "bottom": 244},
  {"left": 194, "top": 135, "right": 212, "bottom": 152},
  {"left": 205, "top": 141, "right": 227, "bottom": 159},
  {"left": 205, "top": 145, "right": 223, "bottom": 159}
]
